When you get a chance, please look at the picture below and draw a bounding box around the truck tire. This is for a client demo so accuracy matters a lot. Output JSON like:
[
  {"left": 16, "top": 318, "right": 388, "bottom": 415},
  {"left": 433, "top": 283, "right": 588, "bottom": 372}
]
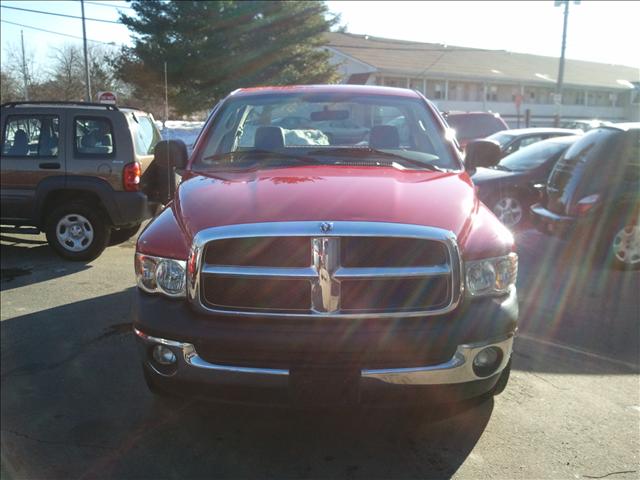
[
  {"left": 109, "top": 223, "right": 141, "bottom": 246},
  {"left": 45, "top": 202, "right": 110, "bottom": 261},
  {"left": 491, "top": 358, "right": 512, "bottom": 396}
]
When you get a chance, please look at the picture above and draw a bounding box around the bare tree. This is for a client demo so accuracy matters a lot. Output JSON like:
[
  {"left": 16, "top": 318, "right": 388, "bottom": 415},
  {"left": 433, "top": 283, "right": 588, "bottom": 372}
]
[
  {"left": 48, "top": 44, "right": 85, "bottom": 100},
  {"left": 2, "top": 40, "right": 41, "bottom": 100},
  {"left": 0, "top": 69, "right": 22, "bottom": 103}
]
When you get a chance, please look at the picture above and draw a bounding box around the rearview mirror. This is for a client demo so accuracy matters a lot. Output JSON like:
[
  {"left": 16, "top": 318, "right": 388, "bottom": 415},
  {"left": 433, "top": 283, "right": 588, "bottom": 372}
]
[
  {"left": 310, "top": 109, "right": 349, "bottom": 121},
  {"left": 465, "top": 140, "right": 502, "bottom": 171}
]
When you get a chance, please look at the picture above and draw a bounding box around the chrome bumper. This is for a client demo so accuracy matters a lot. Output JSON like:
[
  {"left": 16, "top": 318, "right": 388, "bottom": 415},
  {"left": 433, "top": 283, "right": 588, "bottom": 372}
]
[{"left": 135, "top": 328, "right": 513, "bottom": 388}]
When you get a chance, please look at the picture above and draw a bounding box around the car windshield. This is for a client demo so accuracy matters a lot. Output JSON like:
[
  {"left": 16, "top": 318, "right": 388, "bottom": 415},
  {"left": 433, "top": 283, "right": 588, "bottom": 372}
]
[
  {"left": 498, "top": 139, "right": 573, "bottom": 172},
  {"left": 193, "top": 92, "right": 459, "bottom": 170},
  {"left": 487, "top": 132, "right": 516, "bottom": 148},
  {"left": 445, "top": 114, "right": 505, "bottom": 140}
]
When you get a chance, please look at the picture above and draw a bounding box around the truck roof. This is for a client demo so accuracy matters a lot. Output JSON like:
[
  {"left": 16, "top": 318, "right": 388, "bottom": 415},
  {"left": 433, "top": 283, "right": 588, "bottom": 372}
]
[{"left": 229, "top": 84, "right": 422, "bottom": 98}]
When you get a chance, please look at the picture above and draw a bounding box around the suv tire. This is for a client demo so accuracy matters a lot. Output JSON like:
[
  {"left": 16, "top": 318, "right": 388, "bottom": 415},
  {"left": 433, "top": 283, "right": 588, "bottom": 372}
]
[
  {"left": 109, "top": 223, "right": 141, "bottom": 246},
  {"left": 45, "top": 202, "right": 110, "bottom": 261}
]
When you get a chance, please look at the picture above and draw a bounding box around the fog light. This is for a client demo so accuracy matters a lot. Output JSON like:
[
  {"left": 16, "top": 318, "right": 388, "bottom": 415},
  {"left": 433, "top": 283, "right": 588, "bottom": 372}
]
[
  {"left": 152, "top": 345, "right": 176, "bottom": 365},
  {"left": 472, "top": 346, "right": 503, "bottom": 377}
]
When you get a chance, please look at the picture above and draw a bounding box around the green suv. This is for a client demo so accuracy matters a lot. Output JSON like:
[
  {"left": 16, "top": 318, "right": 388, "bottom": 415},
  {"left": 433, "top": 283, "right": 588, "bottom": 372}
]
[{"left": 0, "top": 101, "right": 165, "bottom": 261}]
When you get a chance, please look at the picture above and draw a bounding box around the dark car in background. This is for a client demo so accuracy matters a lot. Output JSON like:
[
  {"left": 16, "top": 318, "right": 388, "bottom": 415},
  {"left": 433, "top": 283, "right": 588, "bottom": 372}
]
[
  {"left": 486, "top": 127, "right": 581, "bottom": 158},
  {"left": 531, "top": 124, "right": 640, "bottom": 269},
  {"left": 443, "top": 111, "right": 508, "bottom": 149},
  {"left": 473, "top": 135, "right": 581, "bottom": 229},
  {"left": 561, "top": 119, "right": 612, "bottom": 131}
]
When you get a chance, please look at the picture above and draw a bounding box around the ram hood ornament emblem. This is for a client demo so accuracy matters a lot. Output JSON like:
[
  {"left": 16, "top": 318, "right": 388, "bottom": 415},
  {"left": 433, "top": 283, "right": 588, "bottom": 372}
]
[{"left": 320, "top": 222, "right": 333, "bottom": 233}]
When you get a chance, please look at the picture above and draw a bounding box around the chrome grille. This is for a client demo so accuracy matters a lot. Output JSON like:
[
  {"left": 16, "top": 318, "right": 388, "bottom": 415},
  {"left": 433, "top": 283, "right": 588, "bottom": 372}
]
[{"left": 188, "top": 222, "right": 462, "bottom": 318}]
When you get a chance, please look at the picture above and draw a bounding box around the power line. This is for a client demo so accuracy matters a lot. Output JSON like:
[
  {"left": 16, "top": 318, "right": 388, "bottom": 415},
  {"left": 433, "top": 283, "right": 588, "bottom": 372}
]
[
  {"left": 85, "top": 1, "right": 134, "bottom": 10},
  {"left": 0, "top": 4, "right": 123, "bottom": 24},
  {"left": 0, "top": 19, "right": 118, "bottom": 45}
]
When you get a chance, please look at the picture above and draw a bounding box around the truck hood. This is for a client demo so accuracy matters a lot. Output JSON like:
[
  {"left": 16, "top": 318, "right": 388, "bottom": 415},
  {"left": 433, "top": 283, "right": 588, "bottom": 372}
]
[
  {"left": 173, "top": 166, "right": 477, "bottom": 239},
  {"left": 137, "top": 165, "right": 514, "bottom": 260}
]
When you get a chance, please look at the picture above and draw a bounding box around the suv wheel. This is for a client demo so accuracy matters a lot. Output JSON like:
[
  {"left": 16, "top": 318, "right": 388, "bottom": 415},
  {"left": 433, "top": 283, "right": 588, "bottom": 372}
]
[
  {"left": 45, "top": 202, "right": 110, "bottom": 261},
  {"left": 492, "top": 194, "right": 524, "bottom": 229},
  {"left": 109, "top": 223, "right": 141, "bottom": 246}
]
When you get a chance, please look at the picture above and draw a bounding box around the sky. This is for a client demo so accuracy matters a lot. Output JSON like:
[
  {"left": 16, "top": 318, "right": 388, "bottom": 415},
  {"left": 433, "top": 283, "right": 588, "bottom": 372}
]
[{"left": 1, "top": 0, "right": 639, "bottom": 75}]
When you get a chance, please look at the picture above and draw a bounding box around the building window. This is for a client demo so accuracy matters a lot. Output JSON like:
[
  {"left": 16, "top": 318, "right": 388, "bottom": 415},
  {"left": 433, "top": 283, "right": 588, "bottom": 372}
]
[
  {"left": 588, "top": 91, "right": 608, "bottom": 106},
  {"left": 448, "top": 82, "right": 459, "bottom": 100},
  {"left": 486, "top": 85, "right": 498, "bottom": 102},
  {"left": 433, "top": 83, "right": 444, "bottom": 100},
  {"left": 383, "top": 77, "right": 406, "bottom": 88},
  {"left": 576, "top": 90, "right": 585, "bottom": 105},
  {"left": 409, "top": 78, "right": 424, "bottom": 93}
]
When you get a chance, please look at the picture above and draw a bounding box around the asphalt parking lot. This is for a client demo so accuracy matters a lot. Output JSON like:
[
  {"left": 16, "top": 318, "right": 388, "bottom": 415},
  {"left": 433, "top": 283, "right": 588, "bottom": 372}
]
[{"left": 1, "top": 227, "right": 639, "bottom": 480}]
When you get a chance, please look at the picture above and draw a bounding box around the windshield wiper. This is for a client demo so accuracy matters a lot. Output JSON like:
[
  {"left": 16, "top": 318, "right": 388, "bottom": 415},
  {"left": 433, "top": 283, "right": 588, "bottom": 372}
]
[
  {"left": 201, "top": 149, "right": 320, "bottom": 166},
  {"left": 307, "top": 147, "right": 447, "bottom": 172},
  {"left": 493, "top": 164, "right": 512, "bottom": 172}
]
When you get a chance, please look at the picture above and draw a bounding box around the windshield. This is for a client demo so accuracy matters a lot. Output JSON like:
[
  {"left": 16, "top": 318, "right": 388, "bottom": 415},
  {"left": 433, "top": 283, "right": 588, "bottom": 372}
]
[
  {"left": 498, "top": 139, "right": 572, "bottom": 172},
  {"left": 445, "top": 114, "right": 506, "bottom": 140},
  {"left": 487, "top": 132, "right": 515, "bottom": 148},
  {"left": 193, "top": 93, "right": 459, "bottom": 170}
]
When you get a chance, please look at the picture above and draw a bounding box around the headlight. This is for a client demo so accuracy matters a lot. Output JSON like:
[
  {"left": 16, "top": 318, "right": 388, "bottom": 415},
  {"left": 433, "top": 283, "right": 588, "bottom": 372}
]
[
  {"left": 135, "top": 253, "right": 186, "bottom": 298},
  {"left": 465, "top": 253, "right": 517, "bottom": 297}
]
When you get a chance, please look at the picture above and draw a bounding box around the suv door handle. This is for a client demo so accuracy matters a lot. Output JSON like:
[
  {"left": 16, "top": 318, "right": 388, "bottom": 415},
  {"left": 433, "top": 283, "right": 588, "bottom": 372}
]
[{"left": 39, "top": 162, "right": 61, "bottom": 170}]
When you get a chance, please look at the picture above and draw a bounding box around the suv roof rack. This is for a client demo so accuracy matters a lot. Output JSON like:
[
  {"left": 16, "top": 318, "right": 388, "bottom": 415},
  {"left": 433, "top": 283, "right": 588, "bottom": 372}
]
[{"left": 1, "top": 101, "right": 119, "bottom": 111}]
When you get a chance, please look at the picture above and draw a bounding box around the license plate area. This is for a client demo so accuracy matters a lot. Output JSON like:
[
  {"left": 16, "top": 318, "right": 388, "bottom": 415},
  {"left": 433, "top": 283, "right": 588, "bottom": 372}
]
[{"left": 289, "top": 368, "right": 361, "bottom": 406}]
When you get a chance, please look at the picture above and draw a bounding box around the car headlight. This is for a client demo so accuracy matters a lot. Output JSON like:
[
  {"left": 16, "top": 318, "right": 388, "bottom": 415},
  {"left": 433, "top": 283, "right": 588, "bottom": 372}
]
[
  {"left": 135, "top": 253, "right": 186, "bottom": 298},
  {"left": 465, "top": 253, "right": 517, "bottom": 297}
]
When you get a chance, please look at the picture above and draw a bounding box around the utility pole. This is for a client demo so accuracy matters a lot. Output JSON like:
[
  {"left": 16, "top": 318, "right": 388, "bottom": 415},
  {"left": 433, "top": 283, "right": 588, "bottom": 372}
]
[
  {"left": 80, "top": 0, "right": 92, "bottom": 102},
  {"left": 20, "top": 30, "right": 29, "bottom": 100},
  {"left": 164, "top": 61, "right": 169, "bottom": 127},
  {"left": 554, "top": 0, "right": 579, "bottom": 127}
]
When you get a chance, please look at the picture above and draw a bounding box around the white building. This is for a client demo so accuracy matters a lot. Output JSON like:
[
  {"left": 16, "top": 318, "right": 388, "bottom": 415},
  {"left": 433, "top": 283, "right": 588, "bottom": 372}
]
[{"left": 325, "top": 32, "right": 640, "bottom": 127}]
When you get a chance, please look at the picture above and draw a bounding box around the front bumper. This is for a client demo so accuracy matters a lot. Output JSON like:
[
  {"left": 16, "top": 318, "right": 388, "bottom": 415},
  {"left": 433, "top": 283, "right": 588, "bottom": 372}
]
[
  {"left": 134, "top": 287, "right": 517, "bottom": 405},
  {"left": 530, "top": 203, "right": 578, "bottom": 236},
  {"left": 111, "top": 191, "right": 157, "bottom": 227},
  {"left": 136, "top": 327, "right": 512, "bottom": 387}
]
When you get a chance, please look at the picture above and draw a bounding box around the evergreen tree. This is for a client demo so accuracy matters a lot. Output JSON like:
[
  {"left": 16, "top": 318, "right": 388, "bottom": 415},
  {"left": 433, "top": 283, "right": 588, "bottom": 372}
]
[{"left": 116, "top": 1, "right": 340, "bottom": 115}]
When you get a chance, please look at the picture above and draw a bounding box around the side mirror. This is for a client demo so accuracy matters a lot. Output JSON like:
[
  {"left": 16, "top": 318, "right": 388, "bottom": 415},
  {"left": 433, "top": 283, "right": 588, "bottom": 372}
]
[
  {"left": 465, "top": 139, "right": 502, "bottom": 171},
  {"left": 154, "top": 139, "right": 188, "bottom": 170},
  {"left": 147, "top": 140, "right": 188, "bottom": 204}
]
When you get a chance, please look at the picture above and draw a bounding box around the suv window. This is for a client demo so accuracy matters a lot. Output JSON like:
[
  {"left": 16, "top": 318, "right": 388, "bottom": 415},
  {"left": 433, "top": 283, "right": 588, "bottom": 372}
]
[
  {"left": 132, "top": 115, "right": 161, "bottom": 155},
  {"left": 2, "top": 115, "right": 60, "bottom": 157},
  {"left": 75, "top": 117, "right": 114, "bottom": 156}
]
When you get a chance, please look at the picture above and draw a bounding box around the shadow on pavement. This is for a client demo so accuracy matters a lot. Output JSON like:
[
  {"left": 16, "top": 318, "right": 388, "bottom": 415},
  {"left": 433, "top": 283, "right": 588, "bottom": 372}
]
[
  {"left": 515, "top": 229, "right": 640, "bottom": 371},
  {"left": 1, "top": 288, "right": 492, "bottom": 480},
  {"left": 0, "top": 235, "right": 92, "bottom": 292}
]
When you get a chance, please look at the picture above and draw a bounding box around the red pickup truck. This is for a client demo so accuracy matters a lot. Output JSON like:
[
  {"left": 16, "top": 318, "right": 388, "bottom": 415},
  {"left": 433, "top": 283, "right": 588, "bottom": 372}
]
[{"left": 133, "top": 85, "right": 518, "bottom": 407}]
